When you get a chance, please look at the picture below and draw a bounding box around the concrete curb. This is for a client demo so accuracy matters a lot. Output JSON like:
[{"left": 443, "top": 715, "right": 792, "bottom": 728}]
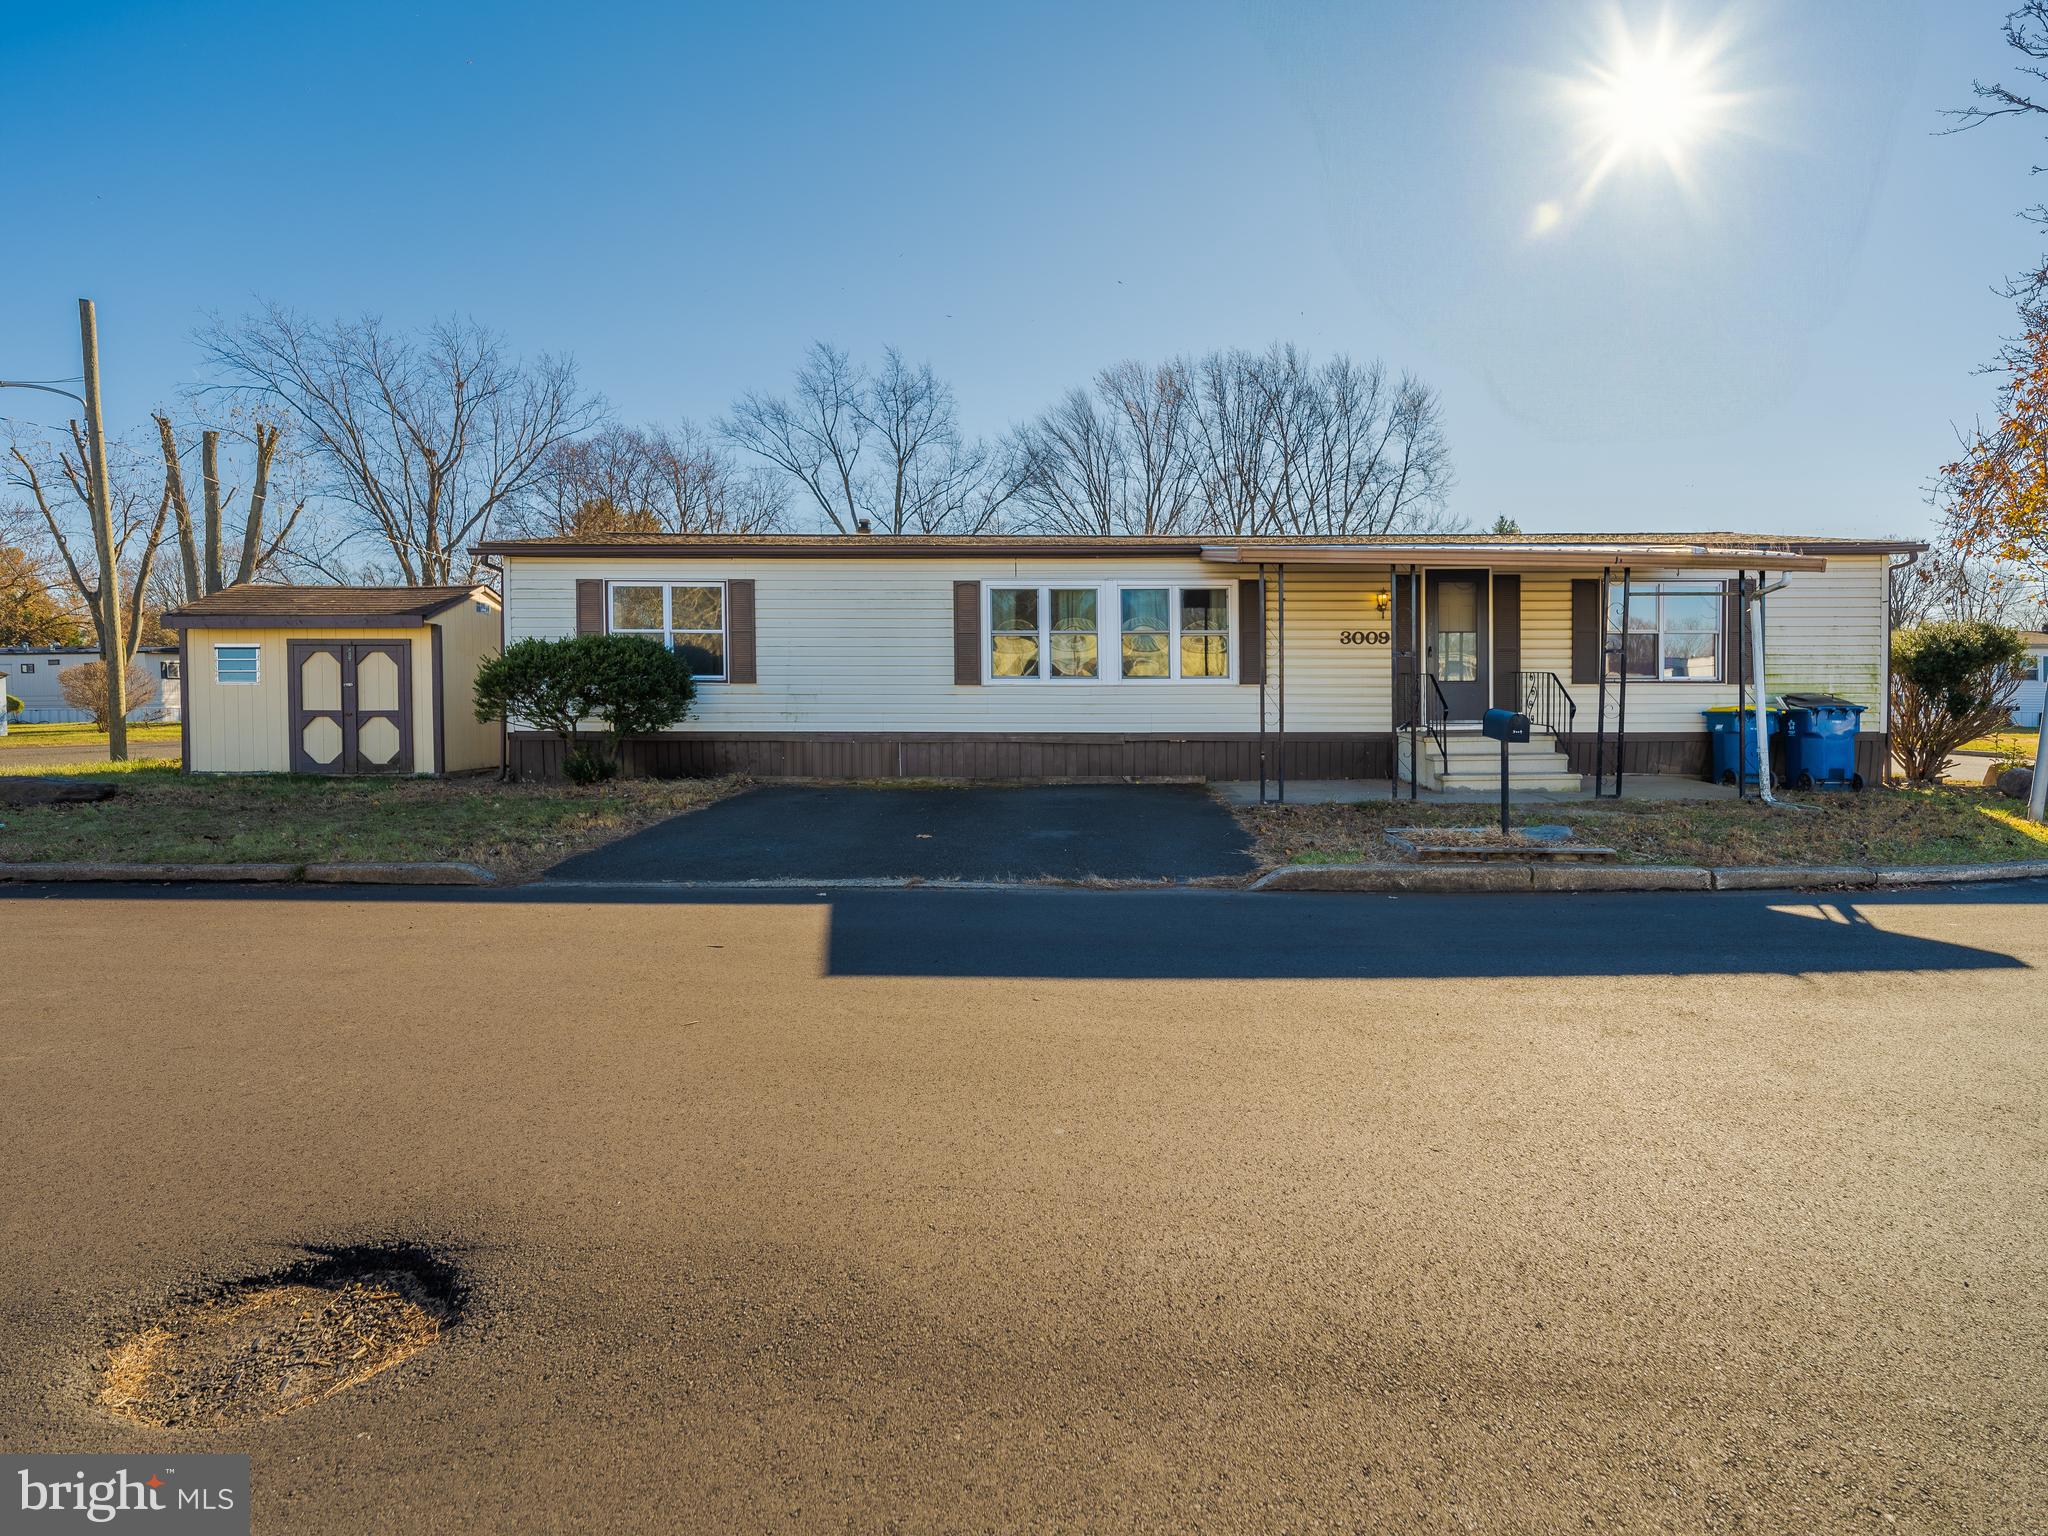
[
  {"left": 0, "top": 861, "right": 496, "bottom": 886},
  {"left": 1252, "top": 860, "right": 2048, "bottom": 894}
]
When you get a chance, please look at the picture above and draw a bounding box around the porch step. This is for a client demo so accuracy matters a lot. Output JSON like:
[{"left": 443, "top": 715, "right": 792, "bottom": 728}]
[{"left": 1397, "top": 734, "right": 1584, "bottom": 792}]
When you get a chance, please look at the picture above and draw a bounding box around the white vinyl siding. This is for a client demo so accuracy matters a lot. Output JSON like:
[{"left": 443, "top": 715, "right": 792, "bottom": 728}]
[
  {"left": 1518, "top": 558, "right": 1892, "bottom": 732},
  {"left": 500, "top": 553, "right": 1892, "bottom": 739},
  {"left": 505, "top": 556, "right": 1396, "bottom": 732}
]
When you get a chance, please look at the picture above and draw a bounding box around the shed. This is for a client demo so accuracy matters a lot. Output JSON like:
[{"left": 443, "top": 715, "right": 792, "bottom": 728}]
[{"left": 164, "top": 585, "right": 502, "bottom": 775}]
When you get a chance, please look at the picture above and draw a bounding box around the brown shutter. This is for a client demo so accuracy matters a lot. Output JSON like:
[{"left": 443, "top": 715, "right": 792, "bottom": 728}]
[
  {"left": 1570, "top": 579, "right": 1600, "bottom": 684},
  {"left": 953, "top": 580, "right": 981, "bottom": 685},
  {"left": 1492, "top": 574, "right": 1520, "bottom": 708},
  {"left": 725, "top": 579, "right": 756, "bottom": 683},
  {"left": 1725, "top": 579, "right": 1753, "bottom": 685},
  {"left": 575, "top": 580, "right": 605, "bottom": 635},
  {"left": 1237, "top": 578, "right": 1263, "bottom": 685},
  {"left": 1392, "top": 571, "right": 1417, "bottom": 725}
]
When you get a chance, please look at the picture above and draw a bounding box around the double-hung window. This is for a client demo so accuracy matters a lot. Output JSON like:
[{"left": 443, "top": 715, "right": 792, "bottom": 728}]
[
  {"left": 609, "top": 582, "right": 726, "bottom": 680},
  {"left": 1606, "top": 582, "right": 1723, "bottom": 681},
  {"left": 988, "top": 582, "right": 1232, "bottom": 682},
  {"left": 214, "top": 644, "right": 260, "bottom": 685},
  {"left": 989, "top": 586, "right": 1099, "bottom": 679}
]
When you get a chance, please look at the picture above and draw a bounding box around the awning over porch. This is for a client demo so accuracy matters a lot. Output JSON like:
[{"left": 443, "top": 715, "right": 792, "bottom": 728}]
[{"left": 1198, "top": 540, "right": 1831, "bottom": 571}]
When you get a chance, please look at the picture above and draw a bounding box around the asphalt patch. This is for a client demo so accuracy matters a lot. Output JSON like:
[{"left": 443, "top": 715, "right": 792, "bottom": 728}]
[
  {"left": 544, "top": 783, "right": 1260, "bottom": 883},
  {"left": 97, "top": 1245, "right": 462, "bottom": 1429}
]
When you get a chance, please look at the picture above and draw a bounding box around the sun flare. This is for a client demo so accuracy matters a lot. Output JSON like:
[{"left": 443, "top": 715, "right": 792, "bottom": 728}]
[
  {"left": 1573, "top": 13, "right": 1731, "bottom": 186},
  {"left": 1530, "top": 9, "right": 1745, "bottom": 234}
]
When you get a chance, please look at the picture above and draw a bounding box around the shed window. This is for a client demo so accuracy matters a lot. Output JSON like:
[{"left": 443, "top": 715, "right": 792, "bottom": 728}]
[
  {"left": 214, "top": 645, "right": 260, "bottom": 685},
  {"left": 160, "top": 660, "right": 180, "bottom": 679},
  {"left": 608, "top": 582, "right": 725, "bottom": 680},
  {"left": 15, "top": 663, "right": 32, "bottom": 674},
  {"left": 1606, "top": 582, "right": 1723, "bottom": 682}
]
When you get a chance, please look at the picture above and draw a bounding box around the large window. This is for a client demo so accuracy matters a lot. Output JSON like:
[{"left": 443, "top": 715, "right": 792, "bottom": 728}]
[
  {"left": 1606, "top": 582, "right": 1723, "bottom": 682},
  {"left": 610, "top": 582, "right": 725, "bottom": 680},
  {"left": 214, "top": 644, "right": 260, "bottom": 685},
  {"left": 989, "top": 582, "right": 1231, "bottom": 683}
]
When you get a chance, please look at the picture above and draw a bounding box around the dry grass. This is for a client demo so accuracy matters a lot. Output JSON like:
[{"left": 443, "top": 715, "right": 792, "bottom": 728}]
[
  {"left": 0, "top": 766, "right": 739, "bottom": 880},
  {"left": 99, "top": 1279, "right": 443, "bottom": 1428},
  {"left": 1236, "top": 786, "right": 2048, "bottom": 869}
]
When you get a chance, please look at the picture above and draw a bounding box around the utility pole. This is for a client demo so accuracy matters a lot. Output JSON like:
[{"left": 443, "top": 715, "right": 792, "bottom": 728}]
[{"left": 78, "top": 298, "right": 128, "bottom": 762}]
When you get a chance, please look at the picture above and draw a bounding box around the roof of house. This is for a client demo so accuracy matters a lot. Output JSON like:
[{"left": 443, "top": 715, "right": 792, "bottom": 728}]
[
  {"left": 163, "top": 584, "right": 499, "bottom": 631},
  {"left": 473, "top": 531, "right": 1926, "bottom": 560}
]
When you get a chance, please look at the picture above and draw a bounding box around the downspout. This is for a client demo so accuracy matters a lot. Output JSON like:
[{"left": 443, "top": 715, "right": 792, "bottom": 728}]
[
  {"left": 1885, "top": 549, "right": 1916, "bottom": 791},
  {"left": 482, "top": 553, "right": 509, "bottom": 781},
  {"left": 1749, "top": 574, "right": 1792, "bottom": 807}
]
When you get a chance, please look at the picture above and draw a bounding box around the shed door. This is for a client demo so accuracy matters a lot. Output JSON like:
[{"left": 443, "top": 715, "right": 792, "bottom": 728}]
[{"left": 289, "top": 640, "right": 413, "bottom": 775}]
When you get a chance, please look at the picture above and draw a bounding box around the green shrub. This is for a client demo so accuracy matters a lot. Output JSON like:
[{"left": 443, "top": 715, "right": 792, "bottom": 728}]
[
  {"left": 4, "top": 693, "right": 21, "bottom": 718},
  {"left": 474, "top": 634, "right": 695, "bottom": 780},
  {"left": 1890, "top": 621, "right": 2029, "bottom": 783}
]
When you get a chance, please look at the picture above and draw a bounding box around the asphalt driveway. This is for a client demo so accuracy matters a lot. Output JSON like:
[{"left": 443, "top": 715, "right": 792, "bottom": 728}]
[{"left": 545, "top": 782, "right": 1258, "bottom": 882}]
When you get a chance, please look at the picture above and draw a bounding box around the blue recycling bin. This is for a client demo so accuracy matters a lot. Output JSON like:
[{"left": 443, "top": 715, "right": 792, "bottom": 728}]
[
  {"left": 1703, "top": 705, "right": 1780, "bottom": 786},
  {"left": 1779, "top": 693, "right": 1867, "bottom": 789}
]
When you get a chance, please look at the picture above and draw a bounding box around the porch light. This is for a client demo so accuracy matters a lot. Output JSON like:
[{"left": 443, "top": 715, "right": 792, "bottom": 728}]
[{"left": 1373, "top": 587, "right": 1390, "bottom": 616}]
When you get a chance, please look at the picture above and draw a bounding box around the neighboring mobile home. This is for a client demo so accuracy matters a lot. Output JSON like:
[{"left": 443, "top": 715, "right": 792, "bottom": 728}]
[
  {"left": 1, "top": 645, "right": 182, "bottom": 724},
  {"left": 164, "top": 585, "right": 502, "bottom": 775},
  {"left": 2011, "top": 632, "right": 2047, "bottom": 729},
  {"left": 479, "top": 531, "right": 1921, "bottom": 787}
]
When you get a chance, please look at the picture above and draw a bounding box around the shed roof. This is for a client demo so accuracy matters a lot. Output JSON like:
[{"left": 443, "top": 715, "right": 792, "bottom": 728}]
[{"left": 164, "top": 585, "right": 498, "bottom": 631}]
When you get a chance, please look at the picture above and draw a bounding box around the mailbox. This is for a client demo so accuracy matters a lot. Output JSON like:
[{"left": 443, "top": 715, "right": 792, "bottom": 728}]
[{"left": 1482, "top": 708, "right": 1531, "bottom": 743}]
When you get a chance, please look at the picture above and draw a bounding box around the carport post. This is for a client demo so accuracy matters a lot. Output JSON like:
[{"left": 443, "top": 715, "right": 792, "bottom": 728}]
[
  {"left": 1257, "top": 564, "right": 1269, "bottom": 804},
  {"left": 1276, "top": 561, "right": 1287, "bottom": 804},
  {"left": 1615, "top": 566, "right": 1631, "bottom": 798}
]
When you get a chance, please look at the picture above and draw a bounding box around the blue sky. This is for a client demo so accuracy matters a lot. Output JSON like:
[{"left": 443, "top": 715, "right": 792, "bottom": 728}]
[{"left": 2, "top": 0, "right": 2042, "bottom": 539}]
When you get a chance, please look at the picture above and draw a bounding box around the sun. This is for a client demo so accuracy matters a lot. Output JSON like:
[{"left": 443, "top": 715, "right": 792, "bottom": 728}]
[{"left": 1558, "top": 10, "right": 1740, "bottom": 206}]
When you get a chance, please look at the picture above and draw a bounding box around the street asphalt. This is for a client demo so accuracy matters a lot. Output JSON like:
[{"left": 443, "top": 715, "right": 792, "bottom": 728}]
[
  {"left": 542, "top": 783, "right": 1259, "bottom": 883},
  {"left": 1, "top": 880, "right": 2044, "bottom": 1533}
]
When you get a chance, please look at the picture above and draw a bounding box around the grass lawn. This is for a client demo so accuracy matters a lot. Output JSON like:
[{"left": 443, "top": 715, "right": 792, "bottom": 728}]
[
  {"left": 0, "top": 764, "right": 738, "bottom": 881},
  {"left": 1957, "top": 730, "right": 2040, "bottom": 756},
  {"left": 0, "top": 721, "right": 181, "bottom": 750},
  {"left": 1235, "top": 785, "right": 2048, "bottom": 869}
]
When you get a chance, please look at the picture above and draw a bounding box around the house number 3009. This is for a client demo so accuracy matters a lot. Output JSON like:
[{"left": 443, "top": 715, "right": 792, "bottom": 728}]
[{"left": 1338, "top": 629, "right": 1391, "bottom": 646}]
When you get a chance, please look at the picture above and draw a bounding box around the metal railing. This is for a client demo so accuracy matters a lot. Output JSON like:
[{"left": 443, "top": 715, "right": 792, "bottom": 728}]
[
  {"left": 1516, "top": 671, "right": 1578, "bottom": 746},
  {"left": 1392, "top": 666, "right": 1451, "bottom": 798}
]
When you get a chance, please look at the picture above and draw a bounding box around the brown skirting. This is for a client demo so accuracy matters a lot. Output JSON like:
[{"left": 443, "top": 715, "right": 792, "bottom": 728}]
[
  {"left": 509, "top": 730, "right": 1397, "bottom": 783},
  {"left": 1558, "top": 731, "right": 1890, "bottom": 783}
]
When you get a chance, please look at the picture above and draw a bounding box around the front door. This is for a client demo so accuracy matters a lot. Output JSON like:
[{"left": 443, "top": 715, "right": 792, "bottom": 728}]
[
  {"left": 289, "top": 640, "right": 413, "bottom": 774},
  {"left": 1425, "top": 570, "right": 1489, "bottom": 722}
]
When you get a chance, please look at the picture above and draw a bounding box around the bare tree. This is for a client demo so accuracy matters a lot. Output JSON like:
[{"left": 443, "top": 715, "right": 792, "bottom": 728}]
[
  {"left": 152, "top": 410, "right": 304, "bottom": 599},
  {"left": 1019, "top": 345, "right": 1453, "bottom": 537},
  {"left": 58, "top": 659, "right": 157, "bottom": 728},
  {"left": 723, "top": 344, "right": 1020, "bottom": 533},
  {"left": 516, "top": 423, "right": 787, "bottom": 536},
  {"left": 197, "top": 305, "right": 601, "bottom": 583},
  {"left": 5, "top": 425, "right": 169, "bottom": 677},
  {"left": 1893, "top": 545, "right": 2048, "bottom": 628},
  {"left": 1942, "top": 2, "right": 2048, "bottom": 308},
  {"left": 723, "top": 343, "right": 868, "bottom": 531}
]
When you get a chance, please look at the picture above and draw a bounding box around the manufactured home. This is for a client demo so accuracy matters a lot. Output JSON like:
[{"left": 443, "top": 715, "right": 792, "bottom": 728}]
[
  {"left": 164, "top": 585, "right": 502, "bottom": 775},
  {"left": 2012, "top": 632, "right": 2047, "bottom": 730},
  {"left": 480, "top": 532, "right": 1921, "bottom": 789},
  {"left": 1, "top": 645, "right": 182, "bottom": 724}
]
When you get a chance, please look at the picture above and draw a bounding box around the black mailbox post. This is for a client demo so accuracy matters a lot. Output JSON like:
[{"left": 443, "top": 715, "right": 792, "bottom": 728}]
[{"left": 1482, "top": 708, "right": 1532, "bottom": 834}]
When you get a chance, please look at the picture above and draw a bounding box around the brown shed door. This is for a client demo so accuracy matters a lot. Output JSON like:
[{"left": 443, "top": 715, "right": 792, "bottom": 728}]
[{"left": 290, "top": 640, "right": 413, "bottom": 775}]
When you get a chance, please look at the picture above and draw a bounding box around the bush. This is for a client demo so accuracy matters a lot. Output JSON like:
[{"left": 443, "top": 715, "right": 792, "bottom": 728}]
[
  {"left": 474, "top": 634, "right": 695, "bottom": 780},
  {"left": 4, "top": 693, "right": 21, "bottom": 718},
  {"left": 55, "top": 660, "right": 155, "bottom": 730},
  {"left": 1890, "top": 621, "right": 2029, "bottom": 783}
]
